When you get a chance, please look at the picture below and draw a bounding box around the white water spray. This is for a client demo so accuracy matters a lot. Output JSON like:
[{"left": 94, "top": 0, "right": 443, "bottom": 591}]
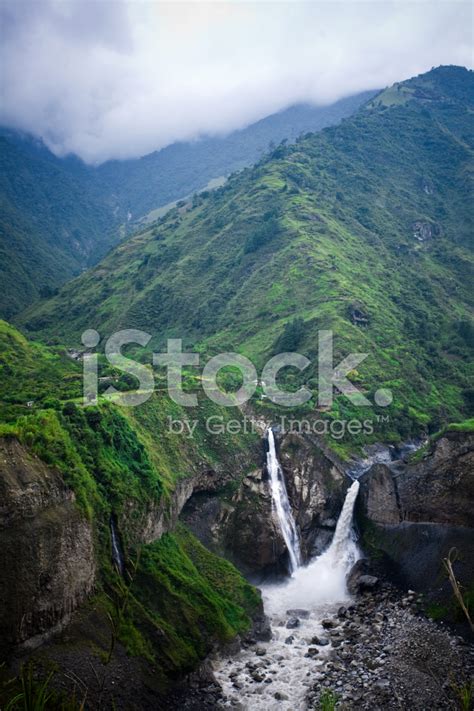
[
  {"left": 266, "top": 428, "right": 302, "bottom": 573},
  {"left": 265, "top": 478, "right": 360, "bottom": 614}
]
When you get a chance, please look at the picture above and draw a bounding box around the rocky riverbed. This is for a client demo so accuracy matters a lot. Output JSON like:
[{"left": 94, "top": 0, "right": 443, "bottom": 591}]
[
  {"left": 306, "top": 582, "right": 473, "bottom": 710},
  {"left": 170, "top": 579, "right": 473, "bottom": 710}
]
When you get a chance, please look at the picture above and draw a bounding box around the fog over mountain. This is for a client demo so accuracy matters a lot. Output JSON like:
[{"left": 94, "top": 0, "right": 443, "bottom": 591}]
[{"left": 1, "top": 0, "right": 472, "bottom": 163}]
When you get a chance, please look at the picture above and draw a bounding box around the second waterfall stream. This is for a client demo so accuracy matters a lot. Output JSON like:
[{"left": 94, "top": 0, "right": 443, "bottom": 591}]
[{"left": 215, "top": 429, "right": 361, "bottom": 710}]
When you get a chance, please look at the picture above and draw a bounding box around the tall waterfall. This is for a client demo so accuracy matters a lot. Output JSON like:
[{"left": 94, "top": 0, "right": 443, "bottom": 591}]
[{"left": 266, "top": 428, "right": 302, "bottom": 574}]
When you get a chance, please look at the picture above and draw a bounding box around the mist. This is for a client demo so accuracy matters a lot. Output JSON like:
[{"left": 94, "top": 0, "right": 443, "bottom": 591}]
[{"left": 1, "top": 0, "right": 472, "bottom": 164}]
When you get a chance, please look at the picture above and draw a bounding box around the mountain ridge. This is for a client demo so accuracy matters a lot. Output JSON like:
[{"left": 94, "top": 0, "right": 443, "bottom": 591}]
[
  {"left": 19, "top": 65, "right": 474, "bottom": 442},
  {"left": 0, "top": 89, "right": 377, "bottom": 319}
]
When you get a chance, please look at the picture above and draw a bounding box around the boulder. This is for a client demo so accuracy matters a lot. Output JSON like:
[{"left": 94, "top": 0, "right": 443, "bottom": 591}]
[{"left": 286, "top": 608, "right": 310, "bottom": 619}]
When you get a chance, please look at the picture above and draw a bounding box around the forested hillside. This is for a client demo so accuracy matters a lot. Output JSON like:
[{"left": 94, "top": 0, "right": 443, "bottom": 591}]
[
  {"left": 21, "top": 66, "right": 474, "bottom": 443},
  {"left": 95, "top": 91, "right": 377, "bottom": 220},
  {"left": 0, "top": 130, "right": 119, "bottom": 318}
]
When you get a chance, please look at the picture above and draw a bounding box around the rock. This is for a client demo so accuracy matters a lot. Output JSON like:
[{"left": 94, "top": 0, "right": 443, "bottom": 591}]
[
  {"left": 193, "top": 428, "right": 349, "bottom": 576},
  {"left": 322, "top": 619, "right": 337, "bottom": 629},
  {"left": 286, "top": 617, "right": 300, "bottom": 629},
  {"left": 255, "top": 647, "right": 267, "bottom": 656},
  {"left": 0, "top": 438, "right": 95, "bottom": 652},
  {"left": 274, "top": 692, "right": 289, "bottom": 701},
  {"left": 250, "top": 671, "right": 265, "bottom": 683},
  {"left": 356, "top": 431, "right": 474, "bottom": 599},
  {"left": 285, "top": 635, "right": 294, "bottom": 644},
  {"left": 349, "top": 302, "right": 370, "bottom": 326},
  {"left": 358, "top": 575, "right": 379, "bottom": 590},
  {"left": 347, "top": 558, "right": 371, "bottom": 595},
  {"left": 286, "top": 608, "right": 310, "bottom": 619},
  {"left": 337, "top": 606, "right": 347, "bottom": 618},
  {"left": 306, "top": 647, "right": 319, "bottom": 657},
  {"left": 311, "top": 636, "right": 330, "bottom": 646}
]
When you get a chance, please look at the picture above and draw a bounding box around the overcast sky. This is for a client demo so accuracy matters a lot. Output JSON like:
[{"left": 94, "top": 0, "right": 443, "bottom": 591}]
[{"left": 0, "top": 0, "right": 472, "bottom": 164}]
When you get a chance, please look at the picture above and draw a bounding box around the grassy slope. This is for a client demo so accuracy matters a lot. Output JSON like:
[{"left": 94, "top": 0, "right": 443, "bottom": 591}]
[
  {"left": 20, "top": 67, "right": 474, "bottom": 443},
  {"left": 95, "top": 90, "right": 377, "bottom": 219},
  {"left": 0, "top": 92, "right": 373, "bottom": 322}
]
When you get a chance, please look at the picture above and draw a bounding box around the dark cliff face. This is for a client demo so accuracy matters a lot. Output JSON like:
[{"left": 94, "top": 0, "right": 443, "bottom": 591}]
[
  {"left": 0, "top": 432, "right": 263, "bottom": 667},
  {"left": 0, "top": 438, "right": 95, "bottom": 655},
  {"left": 356, "top": 431, "right": 474, "bottom": 598},
  {"left": 279, "top": 432, "right": 348, "bottom": 557}
]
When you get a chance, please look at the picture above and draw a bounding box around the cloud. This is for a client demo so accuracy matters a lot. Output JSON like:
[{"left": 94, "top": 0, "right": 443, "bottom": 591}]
[{"left": 1, "top": 0, "right": 472, "bottom": 163}]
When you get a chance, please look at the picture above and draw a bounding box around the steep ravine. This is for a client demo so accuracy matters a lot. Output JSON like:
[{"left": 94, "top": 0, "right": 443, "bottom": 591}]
[
  {"left": 181, "top": 428, "right": 349, "bottom": 578},
  {"left": 208, "top": 429, "right": 474, "bottom": 711}
]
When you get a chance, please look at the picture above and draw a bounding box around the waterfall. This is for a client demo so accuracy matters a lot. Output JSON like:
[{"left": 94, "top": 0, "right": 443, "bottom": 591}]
[
  {"left": 268, "top": 479, "right": 360, "bottom": 610},
  {"left": 110, "top": 517, "right": 125, "bottom": 576},
  {"left": 214, "top": 479, "right": 362, "bottom": 708},
  {"left": 319, "top": 478, "right": 360, "bottom": 576},
  {"left": 266, "top": 428, "right": 302, "bottom": 574}
]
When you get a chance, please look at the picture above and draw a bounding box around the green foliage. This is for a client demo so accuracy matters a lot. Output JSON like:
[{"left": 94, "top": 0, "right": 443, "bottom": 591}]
[
  {"left": 451, "top": 679, "right": 473, "bottom": 711},
  {"left": 0, "top": 93, "right": 374, "bottom": 320},
  {"left": 127, "top": 526, "right": 260, "bottom": 676},
  {"left": 0, "top": 323, "right": 261, "bottom": 685},
  {"left": 0, "top": 130, "right": 120, "bottom": 319},
  {"left": 14, "top": 409, "right": 98, "bottom": 518},
  {"left": 95, "top": 92, "right": 376, "bottom": 222},
  {"left": 318, "top": 689, "right": 338, "bottom": 711},
  {"left": 1, "top": 663, "right": 84, "bottom": 711},
  {"left": 0, "top": 320, "right": 81, "bottom": 414},
  {"left": 3, "top": 664, "right": 54, "bottom": 711},
  {"left": 273, "top": 317, "right": 306, "bottom": 352},
  {"left": 244, "top": 214, "right": 280, "bottom": 253}
]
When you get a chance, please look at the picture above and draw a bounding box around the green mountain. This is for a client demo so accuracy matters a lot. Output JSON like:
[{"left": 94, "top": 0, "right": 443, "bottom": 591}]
[
  {"left": 0, "top": 129, "right": 121, "bottom": 319},
  {"left": 95, "top": 91, "right": 377, "bottom": 220},
  {"left": 21, "top": 66, "right": 474, "bottom": 443},
  {"left": 0, "top": 91, "right": 374, "bottom": 321}
]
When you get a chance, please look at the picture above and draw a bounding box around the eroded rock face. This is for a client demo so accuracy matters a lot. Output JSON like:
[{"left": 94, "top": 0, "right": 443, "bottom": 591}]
[
  {"left": 357, "top": 431, "right": 474, "bottom": 597},
  {"left": 0, "top": 438, "right": 95, "bottom": 654},
  {"left": 279, "top": 432, "right": 348, "bottom": 557}
]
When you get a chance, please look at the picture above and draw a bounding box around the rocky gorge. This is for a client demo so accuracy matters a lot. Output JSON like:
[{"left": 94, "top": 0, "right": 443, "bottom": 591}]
[{"left": 1, "top": 418, "right": 473, "bottom": 709}]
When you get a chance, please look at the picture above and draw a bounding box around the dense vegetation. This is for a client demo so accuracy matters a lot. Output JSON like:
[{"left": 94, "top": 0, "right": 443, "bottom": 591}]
[
  {"left": 1, "top": 64, "right": 473, "bottom": 707},
  {"left": 21, "top": 66, "right": 474, "bottom": 446},
  {"left": 0, "top": 92, "right": 373, "bottom": 320},
  {"left": 0, "top": 320, "right": 260, "bottom": 686},
  {"left": 0, "top": 130, "right": 120, "bottom": 318}
]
